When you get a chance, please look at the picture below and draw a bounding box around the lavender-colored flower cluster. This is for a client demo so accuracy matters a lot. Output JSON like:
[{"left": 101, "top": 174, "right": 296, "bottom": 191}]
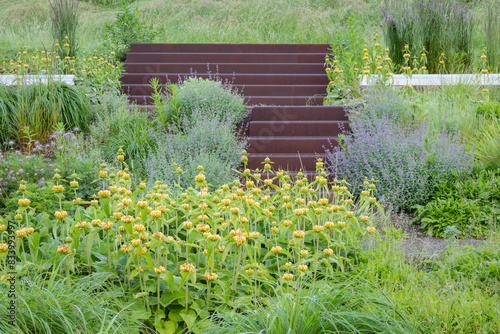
[{"left": 326, "top": 88, "right": 474, "bottom": 211}]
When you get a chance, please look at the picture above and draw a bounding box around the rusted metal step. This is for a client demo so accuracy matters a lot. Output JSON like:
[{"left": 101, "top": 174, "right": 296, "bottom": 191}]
[
  {"left": 123, "top": 84, "right": 327, "bottom": 97},
  {"left": 246, "top": 153, "right": 327, "bottom": 171},
  {"left": 128, "top": 95, "right": 325, "bottom": 106},
  {"left": 247, "top": 136, "right": 339, "bottom": 153},
  {"left": 130, "top": 43, "right": 331, "bottom": 53},
  {"left": 126, "top": 53, "right": 327, "bottom": 64},
  {"left": 250, "top": 106, "right": 347, "bottom": 121},
  {"left": 121, "top": 73, "right": 329, "bottom": 85},
  {"left": 249, "top": 121, "right": 347, "bottom": 137},
  {"left": 123, "top": 63, "right": 326, "bottom": 74}
]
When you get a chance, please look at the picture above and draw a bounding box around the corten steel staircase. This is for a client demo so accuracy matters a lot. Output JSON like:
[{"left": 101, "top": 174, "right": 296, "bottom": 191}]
[{"left": 121, "top": 43, "right": 348, "bottom": 173}]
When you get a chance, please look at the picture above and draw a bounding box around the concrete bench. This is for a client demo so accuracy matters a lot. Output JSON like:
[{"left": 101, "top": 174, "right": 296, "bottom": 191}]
[
  {"left": 360, "top": 74, "right": 500, "bottom": 87},
  {"left": 0, "top": 74, "right": 75, "bottom": 86}
]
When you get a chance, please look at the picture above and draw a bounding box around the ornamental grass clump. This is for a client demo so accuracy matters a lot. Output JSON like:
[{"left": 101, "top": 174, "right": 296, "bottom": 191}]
[{"left": 1, "top": 150, "right": 383, "bottom": 332}]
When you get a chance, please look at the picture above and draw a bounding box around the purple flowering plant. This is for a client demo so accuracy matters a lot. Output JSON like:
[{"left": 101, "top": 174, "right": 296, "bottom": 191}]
[{"left": 326, "top": 87, "right": 474, "bottom": 210}]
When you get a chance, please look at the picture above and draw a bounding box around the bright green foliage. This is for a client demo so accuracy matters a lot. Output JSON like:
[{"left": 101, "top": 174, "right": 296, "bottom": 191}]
[
  {"left": 414, "top": 169, "right": 500, "bottom": 237},
  {"left": 1, "top": 154, "right": 382, "bottom": 332},
  {"left": 359, "top": 234, "right": 500, "bottom": 333},
  {"left": 208, "top": 281, "right": 413, "bottom": 334},
  {"left": 473, "top": 117, "right": 500, "bottom": 170},
  {"left": 90, "top": 102, "right": 156, "bottom": 179},
  {"left": 105, "top": 0, "right": 158, "bottom": 60},
  {"left": 0, "top": 273, "right": 151, "bottom": 333}
]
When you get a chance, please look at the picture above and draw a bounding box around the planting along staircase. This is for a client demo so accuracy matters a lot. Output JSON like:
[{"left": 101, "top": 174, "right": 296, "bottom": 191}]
[{"left": 122, "top": 43, "right": 347, "bottom": 172}]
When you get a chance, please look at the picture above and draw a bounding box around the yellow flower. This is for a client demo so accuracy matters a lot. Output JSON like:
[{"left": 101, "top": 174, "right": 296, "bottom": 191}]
[
  {"left": 298, "top": 264, "right": 308, "bottom": 272},
  {"left": 234, "top": 235, "right": 246, "bottom": 246},
  {"left": 313, "top": 225, "right": 324, "bottom": 233},
  {"left": 195, "top": 174, "right": 206, "bottom": 182},
  {"left": 150, "top": 210, "right": 161, "bottom": 218},
  {"left": 292, "top": 230, "right": 305, "bottom": 238},
  {"left": 300, "top": 249, "right": 309, "bottom": 257},
  {"left": 203, "top": 272, "right": 218, "bottom": 281},
  {"left": 283, "top": 273, "right": 293, "bottom": 281},
  {"left": 180, "top": 262, "right": 195, "bottom": 273},
  {"left": 366, "top": 226, "right": 376, "bottom": 233},
  {"left": 183, "top": 221, "right": 193, "bottom": 229},
  {"left": 18, "top": 198, "right": 30, "bottom": 207},
  {"left": 337, "top": 221, "right": 346, "bottom": 228},
  {"left": 271, "top": 245, "right": 282, "bottom": 253},
  {"left": 52, "top": 185, "right": 64, "bottom": 193},
  {"left": 481, "top": 69, "right": 488, "bottom": 74},
  {"left": 323, "top": 248, "right": 334, "bottom": 256},
  {"left": 154, "top": 266, "right": 166, "bottom": 274},
  {"left": 55, "top": 211, "right": 67, "bottom": 219},
  {"left": 98, "top": 190, "right": 111, "bottom": 198}
]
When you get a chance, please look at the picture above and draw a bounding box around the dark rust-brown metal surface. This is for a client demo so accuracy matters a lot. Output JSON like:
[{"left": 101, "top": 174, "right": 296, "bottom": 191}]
[{"left": 121, "top": 43, "right": 347, "bottom": 172}]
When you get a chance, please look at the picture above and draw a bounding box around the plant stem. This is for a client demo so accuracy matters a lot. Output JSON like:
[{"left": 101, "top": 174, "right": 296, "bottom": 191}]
[{"left": 233, "top": 246, "right": 242, "bottom": 291}]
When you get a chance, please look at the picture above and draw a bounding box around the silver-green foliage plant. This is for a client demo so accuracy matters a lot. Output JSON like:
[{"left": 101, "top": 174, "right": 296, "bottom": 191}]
[
  {"left": 146, "top": 109, "right": 247, "bottom": 189},
  {"left": 160, "top": 77, "right": 247, "bottom": 129}
]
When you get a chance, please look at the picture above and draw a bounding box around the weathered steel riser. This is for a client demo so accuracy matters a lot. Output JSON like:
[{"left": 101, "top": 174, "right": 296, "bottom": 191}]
[
  {"left": 130, "top": 43, "right": 331, "bottom": 53},
  {"left": 122, "top": 73, "right": 329, "bottom": 85},
  {"left": 121, "top": 43, "right": 346, "bottom": 172}
]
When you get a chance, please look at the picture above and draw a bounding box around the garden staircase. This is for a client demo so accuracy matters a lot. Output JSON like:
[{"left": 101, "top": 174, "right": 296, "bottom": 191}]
[{"left": 121, "top": 43, "right": 348, "bottom": 173}]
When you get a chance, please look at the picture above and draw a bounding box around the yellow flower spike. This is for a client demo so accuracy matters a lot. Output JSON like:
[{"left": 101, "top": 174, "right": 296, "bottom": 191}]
[{"left": 323, "top": 248, "right": 334, "bottom": 256}]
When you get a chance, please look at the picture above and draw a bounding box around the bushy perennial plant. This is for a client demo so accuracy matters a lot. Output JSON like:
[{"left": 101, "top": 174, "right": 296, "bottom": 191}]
[
  {"left": 0, "top": 151, "right": 382, "bottom": 332},
  {"left": 159, "top": 77, "right": 247, "bottom": 129},
  {"left": 327, "top": 88, "right": 474, "bottom": 211},
  {"left": 146, "top": 110, "right": 246, "bottom": 189}
]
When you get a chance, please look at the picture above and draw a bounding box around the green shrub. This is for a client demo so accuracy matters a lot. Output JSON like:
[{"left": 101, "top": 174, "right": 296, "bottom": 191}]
[
  {"left": 89, "top": 101, "right": 156, "bottom": 179},
  {"left": 105, "top": 0, "right": 158, "bottom": 60},
  {"left": 3, "top": 183, "right": 59, "bottom": 215},
  {"left": 476, "top": 100, "right": 500, "bottom": 120},
  {"left": 48, "top": 0, "right": 79, "bottom": 57},
  {"left": 159, "top": 77, "right": 247, "bottom": 130},
  {"left": 414, "top": 169, "right": 500, "bottom": 237}
]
